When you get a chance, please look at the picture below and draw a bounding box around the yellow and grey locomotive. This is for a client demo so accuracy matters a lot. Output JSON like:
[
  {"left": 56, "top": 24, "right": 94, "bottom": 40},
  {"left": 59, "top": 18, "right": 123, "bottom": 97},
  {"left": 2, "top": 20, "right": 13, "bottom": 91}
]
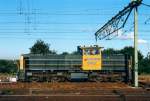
[{"left": 18, "top": 45, "right": 132, "bottom": 82}]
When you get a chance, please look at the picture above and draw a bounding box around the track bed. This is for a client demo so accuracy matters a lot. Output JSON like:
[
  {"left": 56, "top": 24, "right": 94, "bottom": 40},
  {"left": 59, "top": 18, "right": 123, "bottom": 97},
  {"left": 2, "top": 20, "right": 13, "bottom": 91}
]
[{"left": 0, "top": 82, "right": 150, "bottom": 101}]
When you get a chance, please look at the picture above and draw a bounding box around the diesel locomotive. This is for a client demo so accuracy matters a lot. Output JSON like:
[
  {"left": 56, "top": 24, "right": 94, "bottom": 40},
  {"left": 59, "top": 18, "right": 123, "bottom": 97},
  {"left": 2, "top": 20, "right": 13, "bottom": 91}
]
[{"left": 18, "top": 45, "right": 132, "bottom": 82}]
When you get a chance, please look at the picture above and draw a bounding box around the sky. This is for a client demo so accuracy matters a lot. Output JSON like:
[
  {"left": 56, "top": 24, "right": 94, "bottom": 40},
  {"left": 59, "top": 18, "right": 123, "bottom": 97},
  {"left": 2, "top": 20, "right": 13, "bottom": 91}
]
[{"left": 0, "top": 0, "right": 150, "bottom": 59}]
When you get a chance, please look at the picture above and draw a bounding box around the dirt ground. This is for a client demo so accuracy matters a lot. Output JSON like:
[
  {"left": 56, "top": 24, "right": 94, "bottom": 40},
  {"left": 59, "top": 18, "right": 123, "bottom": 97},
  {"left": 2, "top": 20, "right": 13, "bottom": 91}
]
[{"left": 0, "top": 75, "right": 149, "bottom": 101}]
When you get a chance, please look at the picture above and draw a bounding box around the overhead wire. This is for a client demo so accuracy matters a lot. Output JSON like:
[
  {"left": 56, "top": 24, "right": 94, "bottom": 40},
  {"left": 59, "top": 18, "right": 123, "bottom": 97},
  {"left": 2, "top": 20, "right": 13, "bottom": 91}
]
[
  {"left": 141, "top": 3, "right": 150, "bottom": 8},
  {"left": 0, "top": 1, "right": 150, "bottom": 39}
]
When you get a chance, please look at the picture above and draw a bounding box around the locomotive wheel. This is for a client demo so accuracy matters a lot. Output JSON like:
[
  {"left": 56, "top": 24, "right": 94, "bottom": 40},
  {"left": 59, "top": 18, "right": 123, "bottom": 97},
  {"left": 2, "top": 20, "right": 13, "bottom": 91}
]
[
  {"left": 114, "top": 76, "right": 124, "bottom": 82},
  {"left": 96, "top": 77, "right": 103, "bottom": 82},
  {"left": 51, "top": 77, "right": 58, "bottom": 83},
  {"left": 51, "top": 76, "right": 64, "bottom": 82},
  {"left": 88, "top": 76, "right": 96, "bottom": 82},
  {"left": 60, "top": 77, "right": 66, "bottom": 82},
  {"left": 89, "top": 76, "right": 103, "bottom": 82},
  {"left": 29, "top": 77, "right": 40, "bottom": 82},
  {"left": 47, "top": 77, "right": 52, "bottom": 82}
]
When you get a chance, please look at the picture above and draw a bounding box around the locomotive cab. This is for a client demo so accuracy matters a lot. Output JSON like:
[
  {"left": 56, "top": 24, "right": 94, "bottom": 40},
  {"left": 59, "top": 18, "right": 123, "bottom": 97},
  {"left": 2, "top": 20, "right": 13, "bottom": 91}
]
[{"left": 80, "top": 45, "right": 102, "bottom": 71}]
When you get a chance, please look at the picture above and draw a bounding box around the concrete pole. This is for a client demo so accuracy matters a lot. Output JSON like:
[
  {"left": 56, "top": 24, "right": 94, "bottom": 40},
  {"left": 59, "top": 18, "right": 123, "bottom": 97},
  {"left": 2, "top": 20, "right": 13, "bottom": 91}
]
[
  {"left": 134, "top": 6, "right": 138, "bottom": 87},
  {"left": 132, "top": 0, "right": 138, "bottom": 87}
]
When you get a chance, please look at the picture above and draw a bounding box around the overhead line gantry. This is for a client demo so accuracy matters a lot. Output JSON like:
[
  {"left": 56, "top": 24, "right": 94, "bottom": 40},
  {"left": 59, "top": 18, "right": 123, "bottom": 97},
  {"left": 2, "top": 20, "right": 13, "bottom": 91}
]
[{"left": 95, "top": 0, "right": 142, "bottom": 87}]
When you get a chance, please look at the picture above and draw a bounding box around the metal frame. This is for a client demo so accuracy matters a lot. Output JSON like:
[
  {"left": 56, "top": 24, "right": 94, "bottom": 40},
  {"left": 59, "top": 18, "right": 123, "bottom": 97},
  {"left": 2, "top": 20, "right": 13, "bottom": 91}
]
[{"left": 95, "top": 0, "right": 142, "bottom": 41}]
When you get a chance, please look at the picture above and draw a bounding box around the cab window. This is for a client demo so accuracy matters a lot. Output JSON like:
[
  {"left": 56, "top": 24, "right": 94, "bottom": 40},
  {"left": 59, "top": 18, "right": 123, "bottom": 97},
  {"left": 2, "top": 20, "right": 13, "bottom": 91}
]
[
  {"left": 84, "top": 48, "right": 99, "bottom": 55},
  {"left": 84, "top": 49, "right": 90, "bottom": 55}
]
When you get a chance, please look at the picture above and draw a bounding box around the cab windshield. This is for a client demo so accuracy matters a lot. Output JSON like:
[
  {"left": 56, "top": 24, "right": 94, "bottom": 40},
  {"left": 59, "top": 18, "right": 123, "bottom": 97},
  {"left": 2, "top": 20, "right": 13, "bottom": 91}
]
[{"left": 84, "top": 48, "right": 99, "bottom": 55}]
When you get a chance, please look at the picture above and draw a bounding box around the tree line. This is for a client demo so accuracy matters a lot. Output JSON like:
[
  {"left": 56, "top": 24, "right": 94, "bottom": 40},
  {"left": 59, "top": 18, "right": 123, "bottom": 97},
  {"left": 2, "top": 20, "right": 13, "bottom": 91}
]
[{"left": 0, "top": 40, "right": 149, "bottom": 74}]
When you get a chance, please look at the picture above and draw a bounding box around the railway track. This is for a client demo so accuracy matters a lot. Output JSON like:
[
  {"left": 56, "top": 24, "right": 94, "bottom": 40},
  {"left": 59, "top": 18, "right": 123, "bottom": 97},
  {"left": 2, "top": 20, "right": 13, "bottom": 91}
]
[
  {"left": 0, "top": 93, "right": 150, "bottom": 101},
  {"left": 0, "top": 82, "right": 150, "bottom": 101},
  {"left": 0, "top": 82, "right": 131, "bottom": 95},
  {"left": 0, "top": 82, "right": 149, "bottom": 91},
  {"left": 0, "top": 82, "right": 129, "bottom": 89}
]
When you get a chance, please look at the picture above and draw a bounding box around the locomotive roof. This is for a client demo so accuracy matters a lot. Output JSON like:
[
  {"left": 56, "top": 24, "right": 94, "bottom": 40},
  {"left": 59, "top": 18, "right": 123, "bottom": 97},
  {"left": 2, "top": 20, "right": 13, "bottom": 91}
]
[{"left": 79, "top": 45, "right": 103, "bottom": 49}]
